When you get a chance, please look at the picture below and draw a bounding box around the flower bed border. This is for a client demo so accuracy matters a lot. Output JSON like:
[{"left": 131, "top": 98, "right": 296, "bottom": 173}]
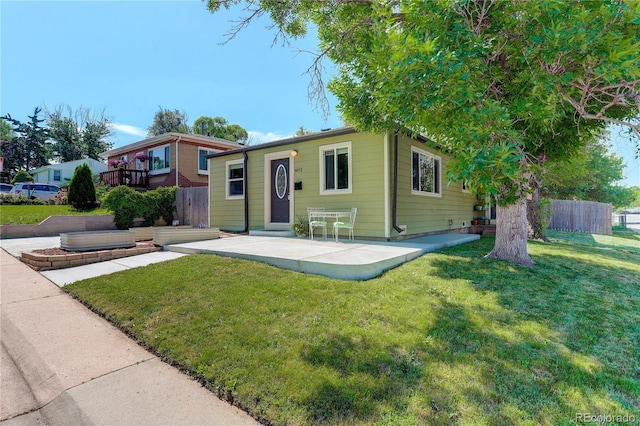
[{"left": 21, "top": 244, "right": 161, "bottom": 271}]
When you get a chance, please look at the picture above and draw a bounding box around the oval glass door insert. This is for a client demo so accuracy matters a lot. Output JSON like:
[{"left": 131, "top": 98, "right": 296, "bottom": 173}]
[{"left": 275, "top": 164, "right": 287, "bottom": 199}]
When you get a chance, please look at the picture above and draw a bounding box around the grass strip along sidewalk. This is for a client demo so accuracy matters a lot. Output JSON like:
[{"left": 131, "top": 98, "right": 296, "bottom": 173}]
[
  {"left": 65, "top": 231, "right": 640, "bottom": 425},
  {"left": 0, "top": 205, "right": 108, "bottom": 224}
]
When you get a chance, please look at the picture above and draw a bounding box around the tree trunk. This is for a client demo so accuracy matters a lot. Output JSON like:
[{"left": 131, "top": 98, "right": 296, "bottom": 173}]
[
  {"left": 526, "top": 186, "right": 550, "bottom": 241},
  {"left": 487, "top": 196, "right": 535, "bottom": 267}
]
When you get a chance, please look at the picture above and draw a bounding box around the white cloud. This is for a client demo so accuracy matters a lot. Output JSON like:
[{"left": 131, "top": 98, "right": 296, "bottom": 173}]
[
  {"left": 110, "top": 123, "right": 147, "bottom": 138},
  {"left": 247, "top": 130, "right": 292, "bottom": 145}
]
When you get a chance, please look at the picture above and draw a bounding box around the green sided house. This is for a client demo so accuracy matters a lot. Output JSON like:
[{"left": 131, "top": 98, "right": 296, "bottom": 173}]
[{"left": 207, "top": 127, "right": 477, "bottom": 240}]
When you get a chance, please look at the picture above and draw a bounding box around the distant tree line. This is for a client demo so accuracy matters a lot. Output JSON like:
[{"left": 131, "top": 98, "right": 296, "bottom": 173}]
[
  {"left": 148, "top": 107, "right": 250, "bottom": 144},
  {"left": 1, "top": 105, "right": 113, "bottom": 182}
]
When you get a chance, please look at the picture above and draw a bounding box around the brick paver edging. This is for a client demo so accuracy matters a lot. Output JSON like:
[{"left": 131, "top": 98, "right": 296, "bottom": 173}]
[{"left": 21, "top": 245, "right": 162, "bottom": 271}]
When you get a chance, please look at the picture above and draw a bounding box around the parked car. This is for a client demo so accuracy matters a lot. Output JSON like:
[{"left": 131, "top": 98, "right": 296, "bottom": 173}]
[
  {"left": 0, "top": 183, "right": 13, "bottom": 193},
  {"left": 9, "top": 183, "right": 61, "bottom": 201}
]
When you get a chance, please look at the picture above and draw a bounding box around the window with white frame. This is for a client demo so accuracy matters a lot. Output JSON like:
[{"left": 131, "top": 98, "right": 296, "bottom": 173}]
[
  {"left": 53, "top": 170, "right": 61, "bottom": 181},
  {"left": 411, "top": 147, "right": 441, "bottom": 196},
  {"left": 198, "top": 147, "right": 218, "bottom": 174},
  {"left": 226, "top": 159, "right": 244, "bottom": 199},
  {"left": 462, "top": 181, "right": 470, "bottom": 193},
  {"left": 149, "top": 145, "right": 170, "bottom": 173},
  {"left": 320, "top": 142, "right": 352, "bottom": 194}
]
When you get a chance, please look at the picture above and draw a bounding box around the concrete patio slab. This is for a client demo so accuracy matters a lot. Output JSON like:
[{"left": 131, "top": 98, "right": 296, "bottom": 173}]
[{"left": 167, "top": 233, "right": 480, "bottom": 280}]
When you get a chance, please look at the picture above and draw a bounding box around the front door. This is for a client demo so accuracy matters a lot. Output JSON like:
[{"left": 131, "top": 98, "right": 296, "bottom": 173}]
[{"left": 270, "top": 158, "right": 290, "bottom": 223}]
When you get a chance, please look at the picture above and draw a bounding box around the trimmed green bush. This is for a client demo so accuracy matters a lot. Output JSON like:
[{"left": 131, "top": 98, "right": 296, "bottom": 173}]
[
  {"left": 142, "top": 186, "right": 177, "bottom": 226},
  {"left": 102, "top": 186, "right": 143, "bottom": 229},
  {"left": 102, "top": 185, "right": 177, "bottom": 229},
  {"left": 11, "top": 170, "right": 33, "bottom": 184},
  {"left": 67, "top": 163, "right": 97, "bottom": 210}
]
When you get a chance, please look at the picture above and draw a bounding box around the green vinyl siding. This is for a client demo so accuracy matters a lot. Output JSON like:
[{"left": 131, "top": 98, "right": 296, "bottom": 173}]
[
  {"left": 391, "top": 135, "right": 476, "bottom": 236},
  {"left": 209, "top": 131, "right": 388, "bottom": 237},
  {"left": 291, "top": 132, "right": 387, "bottom": 238},
  {"left": 209, "top": 130, "right": 476, "bottom": 238},
  {"left": 209, "top": 153, "right": 245, "bottom": 231}
]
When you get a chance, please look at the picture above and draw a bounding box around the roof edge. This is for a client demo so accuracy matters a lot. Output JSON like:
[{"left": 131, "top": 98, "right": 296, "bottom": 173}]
[
  {"left": 101, "top": 132, "right": 240, "bottom": 157},
  {"left": 207, "top": 127, "right": 358, "bottom": 159}
]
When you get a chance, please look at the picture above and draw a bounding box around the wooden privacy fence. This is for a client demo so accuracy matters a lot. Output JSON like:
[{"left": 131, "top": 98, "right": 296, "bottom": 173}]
[
  {"left": 548, "top": 199, "right": 612, "bottom": 235},
  {"left": 175, "top": 187, "right": 209, "bottom": 227}
]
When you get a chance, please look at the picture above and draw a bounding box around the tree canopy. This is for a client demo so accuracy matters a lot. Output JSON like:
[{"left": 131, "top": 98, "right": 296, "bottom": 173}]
[
  {"left": 207, "top": 0, "right": 640, "bottom": 266},
  {"left": 1, "top": 107, "right": 50, "bottom": 173},
  {"left": 148, "top": 107, "right": 191, "bottom": 136},
  {"left": 46, "top": 105, "right": 113, "bottom": 162},
  {"left": 540, "top": 138, "right": 635, "bottom": 209},
  {"left": 193, "top": 116, "right": 249, "bottom": 143}
]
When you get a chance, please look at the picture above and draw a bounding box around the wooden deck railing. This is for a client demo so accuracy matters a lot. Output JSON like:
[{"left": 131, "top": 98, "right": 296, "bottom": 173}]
[{"left": 100, "top": 169, "right": 149, "bottom": 188}]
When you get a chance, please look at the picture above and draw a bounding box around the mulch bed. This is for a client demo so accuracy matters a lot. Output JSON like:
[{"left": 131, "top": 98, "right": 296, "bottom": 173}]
[{"left": 31, "top": 241, "right": 157, "bottom": 256}]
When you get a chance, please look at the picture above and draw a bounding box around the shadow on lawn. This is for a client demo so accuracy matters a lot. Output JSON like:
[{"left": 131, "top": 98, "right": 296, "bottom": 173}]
[
  {"left": 413, "top": 242, "right": 639, "bottom": 422},
  {"left": 292, "top": 237, "right": 637, "bottom": 423},
  {"left": 300, "top": 334, "right": 423, "bottom": 423}
]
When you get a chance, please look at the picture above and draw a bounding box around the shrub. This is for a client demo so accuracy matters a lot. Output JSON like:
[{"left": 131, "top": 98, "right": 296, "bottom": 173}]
[
  {"left": 102, "top": 186, "right": 143, "bottom": 229},
  {"left": 0, "top": 194, "right": 46, "bottom": 205},
  {"left": 53, "top": 188, "right": 68, "bottom": 205},
  {"left": 142, "top": 186, "right": 177, "bottom": 226},
  {"left": 67, "top": 163, "right": 97, "bottom": 210},
  {"left": 11, "top": 170, "right": 33, "bottom": 184},
  {"left": 102, "top": 185, "right": 177, "bottom": 229}
]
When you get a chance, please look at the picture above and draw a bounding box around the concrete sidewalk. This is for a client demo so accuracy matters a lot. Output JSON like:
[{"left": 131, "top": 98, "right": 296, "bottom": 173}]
[{"left": 0, "top": 249, "right": 259, "bottom": 425}]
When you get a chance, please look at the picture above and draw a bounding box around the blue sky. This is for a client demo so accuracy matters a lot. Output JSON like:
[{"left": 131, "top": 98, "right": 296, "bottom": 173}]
[
  {"left": 1, "top": 1, "right": 638, "bottom": 187},
  {"left": 1, "top": 0, "right": 342, "bottom": 145}
]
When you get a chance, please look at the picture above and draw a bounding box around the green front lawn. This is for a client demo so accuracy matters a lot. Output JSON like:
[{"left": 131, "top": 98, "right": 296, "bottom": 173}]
[
  {"left": 65, "top": 233, "right": 640, "bottom": 425},
  {"left": 0, "top": 205, "right": 109, "bottom": 224}
]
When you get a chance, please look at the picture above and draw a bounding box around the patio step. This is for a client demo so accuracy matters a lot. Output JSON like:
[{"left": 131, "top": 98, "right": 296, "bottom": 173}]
[{"left": 248, "top": 229, "right": 296, "bottom": 238}]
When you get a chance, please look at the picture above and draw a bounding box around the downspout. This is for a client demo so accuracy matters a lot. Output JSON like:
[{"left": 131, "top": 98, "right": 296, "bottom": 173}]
[
  {"left": 175, "top": 135, "right": 181, "bottom": 187},
  {"left": 392, "top": 132, "right": 404, "bottom": 234},
  {"left": 243, "top": 150, "right": 249, "bottom": 233}
]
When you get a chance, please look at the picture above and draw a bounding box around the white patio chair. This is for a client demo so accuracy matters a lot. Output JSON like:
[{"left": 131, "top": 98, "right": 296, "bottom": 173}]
[
  {"left": 307, "top": 207, "right": 327, "bottom": 240},
  {"left": 334, "top": 208, "right": 357, "bottom": 242}
]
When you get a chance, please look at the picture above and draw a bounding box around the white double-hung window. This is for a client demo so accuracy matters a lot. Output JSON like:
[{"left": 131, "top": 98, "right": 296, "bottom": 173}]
[
  {"left": 226, "top": 159, "right": 244, "bottom": 199},
  {"left": 411, "top": 147, "right": 441, "bottom": 197},
  {"left": 320, "top": 142, "right": 352, "bottom": 194}
]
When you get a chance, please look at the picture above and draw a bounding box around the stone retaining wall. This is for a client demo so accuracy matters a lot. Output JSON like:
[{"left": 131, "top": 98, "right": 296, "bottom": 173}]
[
  {"left": 1, "top": 215, "right": 117, "bottom": 239},
  {"left": 21, "top": 245, "right": 161, "bottom": 271}
]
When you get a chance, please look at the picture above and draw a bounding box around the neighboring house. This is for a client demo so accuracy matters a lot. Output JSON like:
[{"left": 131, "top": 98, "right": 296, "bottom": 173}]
[
  {"left": 100, "top": 133, "right": 241, "bottom": 189},
  {"left": 31, "top": 158, "right": 107, "bottom": 186},
  {"left": 207, "top": 127, "right": 477, "bottom": 240}
]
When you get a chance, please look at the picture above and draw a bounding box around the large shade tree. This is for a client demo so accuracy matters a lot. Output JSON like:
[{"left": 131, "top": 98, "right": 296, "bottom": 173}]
[
  {"left": 193, "top": 115, "right": 249, "bottom": 143},
  {"left": 540, "top": 137, "right": 635, "bottom": 209},
  {"left": 207, "top": 0, "right": 640, "bottom": 266},
  {"left": 148, "top": 107, "right": 191, "bottom": 136},
  {"left": 46, "top": 105, "right": 113, "bottom": 162}
]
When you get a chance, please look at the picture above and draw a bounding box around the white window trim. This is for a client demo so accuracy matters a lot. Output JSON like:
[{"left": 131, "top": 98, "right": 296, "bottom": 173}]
[
  {"left": 225, "top": 159, "right": 245, "bottom": 200},
  {"left": 319, "top": 141, "right": 352, "bottom": 195},
  {"left": 462, "top": 181, "right": 470, "bottom": 193},
  {"left": 148, "top": 144, "right": 170, "bottom": 175},
  {"left": 411, "top": 146, "right": 442, "bottom": 198},
  {"left": 198, "top": 147, "right": 220, "bottom": 175}
]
